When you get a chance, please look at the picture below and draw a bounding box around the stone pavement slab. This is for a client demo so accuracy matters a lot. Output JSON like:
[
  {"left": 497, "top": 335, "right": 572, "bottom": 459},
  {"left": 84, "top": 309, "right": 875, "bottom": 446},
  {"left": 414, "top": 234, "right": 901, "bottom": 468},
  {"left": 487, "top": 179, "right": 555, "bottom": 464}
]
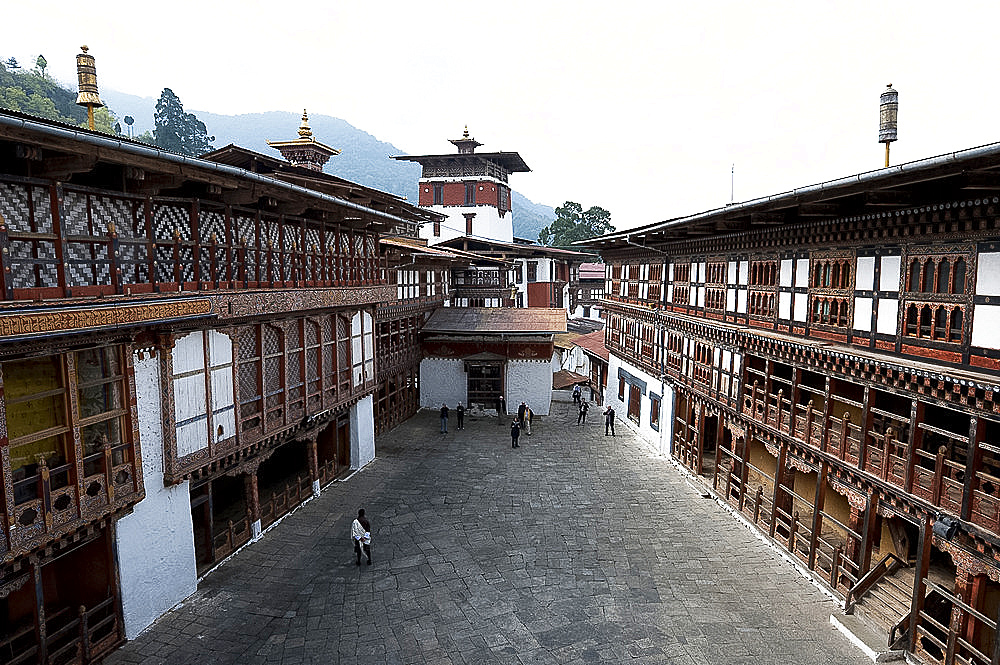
[{"left": 105, "top": 402, "right": 871, "bottom": 664}]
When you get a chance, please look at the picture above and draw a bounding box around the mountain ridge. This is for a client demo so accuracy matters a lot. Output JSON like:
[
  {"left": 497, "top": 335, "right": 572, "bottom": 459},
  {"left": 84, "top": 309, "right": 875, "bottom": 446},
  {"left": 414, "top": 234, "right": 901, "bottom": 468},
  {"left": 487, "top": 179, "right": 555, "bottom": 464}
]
[{"left": 101, "top": 90, "right": 555, "bottom": 241}]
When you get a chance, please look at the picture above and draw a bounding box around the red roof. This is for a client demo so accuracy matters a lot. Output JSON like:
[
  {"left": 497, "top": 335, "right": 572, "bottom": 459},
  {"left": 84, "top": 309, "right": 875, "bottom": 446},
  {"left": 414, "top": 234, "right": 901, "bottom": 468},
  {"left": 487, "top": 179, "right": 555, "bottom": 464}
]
[{"left": 573, "top": 329, "right": 609, "bottom": 362}]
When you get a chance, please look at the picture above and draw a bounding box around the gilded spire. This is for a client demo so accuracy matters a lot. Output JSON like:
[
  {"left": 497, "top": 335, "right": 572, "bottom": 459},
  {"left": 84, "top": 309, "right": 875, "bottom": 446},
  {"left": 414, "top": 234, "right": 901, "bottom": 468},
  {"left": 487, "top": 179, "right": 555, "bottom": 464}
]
[
  {"left": 267, "top": 108, "right": 340, "bottom": 172},
  {"left": 298, "top": 109, "right": 313, "bottom": 139}
]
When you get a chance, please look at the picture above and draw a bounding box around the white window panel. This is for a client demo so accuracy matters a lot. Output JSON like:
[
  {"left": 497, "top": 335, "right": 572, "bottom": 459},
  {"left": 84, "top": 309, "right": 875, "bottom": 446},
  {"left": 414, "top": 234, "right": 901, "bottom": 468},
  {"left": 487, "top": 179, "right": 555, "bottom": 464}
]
[
  {"left": 972, "top": 304, "right": 1000, "bottom": 348},
  {"left": 880, "top": 256, "right": 901, "bottom": 292},
  {"left": 795, "top": 259, "right": 809, "bottom": 288},
  {"left": 779, "top": 292, "right": 792, "bottom": 319},
  {"left": 779, "top": 259, "right": 793, "bottom": 287},
  {"left": 876, "top": 299, "right": 898, "bottom": 335},
  {"left": 854, "top": 297, "right": 873, "bottom": 331},
  {"left": 793, "top": 293, "right": 807, "bottom": 322}
]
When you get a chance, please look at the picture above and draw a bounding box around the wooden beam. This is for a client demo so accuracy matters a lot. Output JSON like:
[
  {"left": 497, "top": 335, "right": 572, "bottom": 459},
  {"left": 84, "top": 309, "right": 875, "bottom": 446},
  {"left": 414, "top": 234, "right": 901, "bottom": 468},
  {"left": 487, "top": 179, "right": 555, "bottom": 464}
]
[
  {"left": 864, "top": 190, "right": 912, "bottom": 206},
  {"left": 221, "top": 188, "right": 262, "bottom": 206},
  {"left": 750, "top": 212, "right": 786, "bottom": 226},
  {"left": 961, "top": 171, "right": 1000, "bottom": 190},
  {"left": 273, "top": 201, "right": 310, "bottom": 217},
  {"left": 797, "top": 202, "right": 841, "bottom": 217},
  {"left": 36, "top": 154, "right": 97, "bottom": 179},
  {"left": 131, "top": 174, "right": 186, "bottom": 195}
]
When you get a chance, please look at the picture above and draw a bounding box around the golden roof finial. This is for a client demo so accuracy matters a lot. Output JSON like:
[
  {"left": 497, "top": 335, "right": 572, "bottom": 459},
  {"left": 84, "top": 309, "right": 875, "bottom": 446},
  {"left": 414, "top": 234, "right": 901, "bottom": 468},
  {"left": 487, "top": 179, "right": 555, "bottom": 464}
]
[
  {"left": 462, "top": 125, "right": 470, "bottom": 139},
  {"left": 298, "top": 109, "right": 313, "bottom": 139}
]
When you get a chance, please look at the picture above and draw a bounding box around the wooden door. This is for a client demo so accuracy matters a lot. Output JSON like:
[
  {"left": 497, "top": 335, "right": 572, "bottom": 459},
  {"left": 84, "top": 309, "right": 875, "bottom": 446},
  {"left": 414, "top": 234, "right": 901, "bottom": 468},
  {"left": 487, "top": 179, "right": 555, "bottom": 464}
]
[{"left": 337, "top": 421, "right": 350, "bottom": 470}]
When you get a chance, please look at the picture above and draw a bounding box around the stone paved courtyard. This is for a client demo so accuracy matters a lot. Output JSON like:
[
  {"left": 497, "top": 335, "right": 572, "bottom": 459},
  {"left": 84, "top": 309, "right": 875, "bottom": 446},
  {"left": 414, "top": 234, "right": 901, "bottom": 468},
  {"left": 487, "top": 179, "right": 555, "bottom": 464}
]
[{"left": 105, "top": 397, "right": 871, "bottom": 664}]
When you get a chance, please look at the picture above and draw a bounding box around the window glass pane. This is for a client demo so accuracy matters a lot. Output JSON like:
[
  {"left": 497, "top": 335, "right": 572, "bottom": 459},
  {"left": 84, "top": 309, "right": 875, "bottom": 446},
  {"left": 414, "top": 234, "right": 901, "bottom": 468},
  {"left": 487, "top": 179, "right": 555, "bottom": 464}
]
[
  {"left": 77, "top": 348, "right": 124, "bottom": 418},
  {"left": 82, "top": 417, "right": 123, "bottom": 457},
  {"left": 4, "top": 356, "right": 69, "bottom": 481}
]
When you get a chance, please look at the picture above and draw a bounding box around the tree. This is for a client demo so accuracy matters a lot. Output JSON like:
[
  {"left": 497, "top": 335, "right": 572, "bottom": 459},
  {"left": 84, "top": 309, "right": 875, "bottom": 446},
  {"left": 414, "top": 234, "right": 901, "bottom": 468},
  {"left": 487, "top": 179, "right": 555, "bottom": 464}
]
[
  {"left": 153, "top": 88, "right": 215, "bottom": 156},
  {"left": 5, "top": 58, "right": 19, "bottom": 70},
  {"left": 537, "top": 201, "right": 614, "bottom": 246},
  {"left": 35, "top": 55, "right": 47, "bottom": 78}
]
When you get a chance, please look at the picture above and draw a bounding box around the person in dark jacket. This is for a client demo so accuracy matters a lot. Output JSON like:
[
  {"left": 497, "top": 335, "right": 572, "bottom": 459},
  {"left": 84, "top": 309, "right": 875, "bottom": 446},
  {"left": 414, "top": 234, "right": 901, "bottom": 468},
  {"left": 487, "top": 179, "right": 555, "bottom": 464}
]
[
  {"left": 604, "top": 406, "right": 616, "bottom": 436},
  {"left": 440, "top": 403, "right": 449, "bottom": 433},
  {"left": 456, "top": 402, "right": 465, "bottom": 430},
  {"left": 510, "top": 419, "right": 521, "bottom": 448},
  {"left": 577, "top": 400, "right": 589, "bottom": 425},
  {"left": 517, "top": 401, "right": 527, "bottom": 427}
]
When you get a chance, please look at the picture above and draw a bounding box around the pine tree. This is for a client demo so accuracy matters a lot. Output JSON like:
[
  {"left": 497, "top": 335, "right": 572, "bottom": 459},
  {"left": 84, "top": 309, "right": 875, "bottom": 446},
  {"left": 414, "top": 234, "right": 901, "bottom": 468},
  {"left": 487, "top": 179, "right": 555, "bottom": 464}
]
[{"left": 153, "top": 88, "right": 215, "bottom": 156}]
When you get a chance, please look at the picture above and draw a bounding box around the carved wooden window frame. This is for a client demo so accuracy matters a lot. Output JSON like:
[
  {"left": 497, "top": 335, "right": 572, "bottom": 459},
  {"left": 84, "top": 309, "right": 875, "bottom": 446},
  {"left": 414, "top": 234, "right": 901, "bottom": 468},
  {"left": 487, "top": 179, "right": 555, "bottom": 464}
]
[
  {"left": 809, "top": 252, "right": 854, "bottom": 330},
  {"left": 901, "top": 245, "right": 972, "bottom": 346}
]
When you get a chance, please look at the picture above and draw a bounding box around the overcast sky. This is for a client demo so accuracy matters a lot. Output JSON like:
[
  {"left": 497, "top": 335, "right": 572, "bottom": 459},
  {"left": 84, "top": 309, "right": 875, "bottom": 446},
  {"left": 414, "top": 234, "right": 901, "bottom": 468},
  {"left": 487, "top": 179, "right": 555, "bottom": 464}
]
[{"left": 5, "top": 1, "right": 998, "bottom": 232}]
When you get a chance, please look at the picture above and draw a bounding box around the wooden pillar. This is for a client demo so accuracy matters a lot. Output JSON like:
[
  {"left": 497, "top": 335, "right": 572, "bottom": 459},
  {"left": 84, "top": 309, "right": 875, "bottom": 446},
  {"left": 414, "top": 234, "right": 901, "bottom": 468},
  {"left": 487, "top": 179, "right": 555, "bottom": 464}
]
[
  {"left": 905, "top": 401, "right": 923, "bottom": 493},
  {"left": 695, "top": 402, "right": 706, "bottom": 476},
  {"left": 739, "top": 436, "right": 751, "bottom": 512},
  {"left": 858, "top": 491, "right": 879, "bottom": 576},
  {"left": 306, "top": 437, "right": 320, "bottom": 497},
  {"left": 808, "top": 461, "right": 828, "bottom": 569},
  {"left": 770, "top": 440, "right": 788, "bottom": 539},
  {"left": 961, "top": 417, "right": 980, "bottom": 521},
  {"left": 909, "top": 513, "right": 934, "bottom": 653},
  {"left": 245, "top": 471, "right": 261, "bottom": 539},
  {"left": 946, "top": 568, "right": 974, "bottom": 664},
  {"left": 857, "top": 385, "right": 871, "bottom": 466},
  {"left": 32, "top": 559, "right": 47, "bottom": 663}
]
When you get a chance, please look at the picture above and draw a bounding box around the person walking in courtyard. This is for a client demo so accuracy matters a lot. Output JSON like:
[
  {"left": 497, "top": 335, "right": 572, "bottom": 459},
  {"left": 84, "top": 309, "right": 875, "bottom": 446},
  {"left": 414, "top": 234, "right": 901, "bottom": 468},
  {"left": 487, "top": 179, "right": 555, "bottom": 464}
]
[
  {"left": 351, "top": 508, "right": 372, "bottom": 566},
  {"left": 578, "top": 400, "right": 588, "bottom": 425},
  {"left": 456, "top": 402, "right": 465, "bottom": 430},
  {"left": 517, "top": 401, "right": 527, "bottom": 428},
  {"left": 510, "top": 419, "right": 521, "bottom": 448},
  {"left": 572, "top": 384, "right": 581, "bottom": 404},
  {"left": 524, "top": 405, "right": 533, "bottom": 435},
  {"left": 440, "top": 403, "right": 449, "bottom": 434},
  {"left": 604, "top": 406, "right": 616, "bottom": 436}
]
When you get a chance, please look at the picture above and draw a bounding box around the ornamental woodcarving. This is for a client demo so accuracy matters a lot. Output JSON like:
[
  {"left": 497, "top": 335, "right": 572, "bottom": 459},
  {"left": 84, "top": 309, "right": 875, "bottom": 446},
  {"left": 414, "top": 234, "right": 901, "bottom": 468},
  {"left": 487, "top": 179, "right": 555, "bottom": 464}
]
[{"left": 0, "top": 300, "right": 213, "bottom": 339}]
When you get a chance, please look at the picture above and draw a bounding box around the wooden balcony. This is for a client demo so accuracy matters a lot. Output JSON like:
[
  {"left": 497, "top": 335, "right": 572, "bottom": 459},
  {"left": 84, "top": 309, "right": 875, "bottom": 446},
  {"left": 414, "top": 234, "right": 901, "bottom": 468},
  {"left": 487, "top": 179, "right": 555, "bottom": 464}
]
[
  {"left": 741, "top": 383, "right": 1000, "bottom": 536},
  {"left": 2, "top": 441, "right": 140, "bottom": 561},
  {"left": 0, "top": 177, "right": 387, "bottom": 303}
]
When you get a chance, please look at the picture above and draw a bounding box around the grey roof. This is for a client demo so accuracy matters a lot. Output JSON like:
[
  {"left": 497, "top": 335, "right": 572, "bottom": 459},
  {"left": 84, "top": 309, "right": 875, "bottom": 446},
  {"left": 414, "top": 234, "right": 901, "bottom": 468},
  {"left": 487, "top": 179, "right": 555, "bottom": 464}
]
[{"left": 422, "top": 308, "right": 567, "bottom": 334}]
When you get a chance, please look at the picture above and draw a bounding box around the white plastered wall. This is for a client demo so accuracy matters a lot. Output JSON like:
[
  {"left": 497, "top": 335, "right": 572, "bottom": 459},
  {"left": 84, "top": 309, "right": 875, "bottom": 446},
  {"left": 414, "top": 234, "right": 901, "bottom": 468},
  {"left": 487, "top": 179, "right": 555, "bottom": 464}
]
[
  {"left": 420, "top": 358, "right": 467, "bottom": 408},
  {"left": 506, "top": 360, "right": 552, "bottom": 416},
  {"left": 350, "top": 394, "right": 375, "bottom": 469},
  {"left": 116, "top": 352, "right": 198, "bottom": 640},
  {"left": 419, "top": 195, "right": 513, "bottom": 245},
  {"left": 604, "top": 353, "right": 674, "bottom": 454}
]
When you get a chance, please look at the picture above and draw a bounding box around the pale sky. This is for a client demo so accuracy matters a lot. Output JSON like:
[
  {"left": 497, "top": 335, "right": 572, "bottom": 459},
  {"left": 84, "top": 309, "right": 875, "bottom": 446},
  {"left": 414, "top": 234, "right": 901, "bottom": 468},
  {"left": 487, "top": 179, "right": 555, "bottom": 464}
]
[{"left": 5, "top": 1, "right": 999, "bottom": 231}]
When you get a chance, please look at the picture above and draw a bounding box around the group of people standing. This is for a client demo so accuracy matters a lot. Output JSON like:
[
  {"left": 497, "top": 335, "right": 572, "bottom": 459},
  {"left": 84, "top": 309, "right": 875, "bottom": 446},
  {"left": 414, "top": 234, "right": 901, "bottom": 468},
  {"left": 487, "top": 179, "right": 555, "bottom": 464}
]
[
  {"left": 439, "top": 402, "right": 466, "bottom": 433},
  {"left": 510, "top": 401, "right": 532, "bottom": 448},
  {"left": 439, "top": 391, "right": 615, "bottom": 444}
]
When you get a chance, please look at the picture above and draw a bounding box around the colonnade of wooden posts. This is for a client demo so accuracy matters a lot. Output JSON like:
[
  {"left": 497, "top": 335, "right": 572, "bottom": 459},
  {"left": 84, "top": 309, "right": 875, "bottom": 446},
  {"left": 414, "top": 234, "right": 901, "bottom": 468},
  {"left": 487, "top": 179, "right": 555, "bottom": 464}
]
[{"left": 673, "top": 387, "right": 1000, "bottom": 665}]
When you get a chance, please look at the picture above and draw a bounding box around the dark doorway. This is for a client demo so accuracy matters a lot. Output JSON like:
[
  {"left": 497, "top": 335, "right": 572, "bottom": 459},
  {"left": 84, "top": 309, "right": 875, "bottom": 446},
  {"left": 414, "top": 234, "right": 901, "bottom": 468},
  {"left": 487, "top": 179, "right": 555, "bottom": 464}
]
[{"left": 467, "top": 362, "right": 503, "bottom": 408}]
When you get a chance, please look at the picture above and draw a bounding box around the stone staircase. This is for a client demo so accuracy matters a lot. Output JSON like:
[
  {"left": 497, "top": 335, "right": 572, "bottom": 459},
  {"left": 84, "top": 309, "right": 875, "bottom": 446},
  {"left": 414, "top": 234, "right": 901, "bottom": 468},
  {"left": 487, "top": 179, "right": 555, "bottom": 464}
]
[{"left": 853, "top": 565, "right": 914, "bottom": 649}]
